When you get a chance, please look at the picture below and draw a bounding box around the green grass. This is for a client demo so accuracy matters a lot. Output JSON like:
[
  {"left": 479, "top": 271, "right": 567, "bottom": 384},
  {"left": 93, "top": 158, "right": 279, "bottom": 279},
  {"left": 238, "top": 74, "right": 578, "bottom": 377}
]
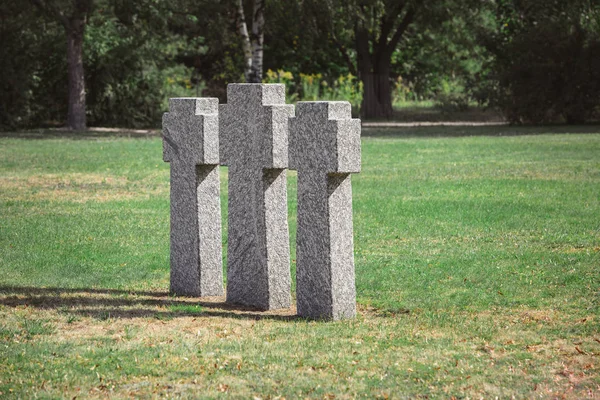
[{"left": 0, "top": 129, "right": 599, "bottom": 398}]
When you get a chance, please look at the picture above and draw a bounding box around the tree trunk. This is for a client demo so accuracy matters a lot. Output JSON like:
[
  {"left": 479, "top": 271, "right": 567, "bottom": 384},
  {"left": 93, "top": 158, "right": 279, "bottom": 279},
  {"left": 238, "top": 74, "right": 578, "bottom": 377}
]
[
  {"left": 353, "top": 4, "right": 416, "bottom": 120},
  {"left": 66, "top": 23, "right": 86, "bottom": 130},
  {"left": 373, "top": 59, "right": 394, "bottom": 118},
  {"left": 360, "top": 73, "right": 394, "bottom": 119},
  {"left": 30, "top": 0, "right": 91, "bottom": 130},
  {"left": 235, "top": 0, "right": 253, "bottom": 82},
  {"left": 248, "top": 0, "right": 264, "bottom": 83},
  {"left": 235, "top": 0, "right": 263, "bottom": 83},
  {"left": 356, "top": 27, "right": 394, "bottom": 120}
]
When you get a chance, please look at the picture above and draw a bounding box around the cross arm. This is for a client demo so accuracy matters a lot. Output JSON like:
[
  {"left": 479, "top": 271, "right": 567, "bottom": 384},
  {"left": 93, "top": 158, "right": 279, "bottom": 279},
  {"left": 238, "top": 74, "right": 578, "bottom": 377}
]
[
  {"left": 289, "top": 101, "right": 361, "bottom": 173},
  {"left": 162, "top": 98, "right": 219, "bottom": 165}
]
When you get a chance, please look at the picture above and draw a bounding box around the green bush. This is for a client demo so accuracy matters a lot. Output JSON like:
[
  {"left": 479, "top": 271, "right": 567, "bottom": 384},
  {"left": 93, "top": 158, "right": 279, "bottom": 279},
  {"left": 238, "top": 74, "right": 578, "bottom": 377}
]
[
  {"left": 264, "top": 70, "right": 362, "bottom": 114},
  {"left": 263, "top": 69, "right": 298, "bottom": 102},
  {"left": 497, "top": 25, "right": 600, "bottom": 124},
  {"left": 480, "top": 2, "right": 600, "bottom": 124},
  {"left": 299, "top": 73, "right": 321, "bottom": 101},
  {"left": 0, "top": 3, "right": 202, "bottom": 130},
  {"left": 434, "top": 78, "right": 471, "bottom": 113},
  {"left": 0, "top": 2, "right": 67, "bottom": 129},
  {"left": 321, "top": 73, "right": 363, "bottom": 113},
  {"left": 85, "top": 14, "right": 198, "bottom": 128}
]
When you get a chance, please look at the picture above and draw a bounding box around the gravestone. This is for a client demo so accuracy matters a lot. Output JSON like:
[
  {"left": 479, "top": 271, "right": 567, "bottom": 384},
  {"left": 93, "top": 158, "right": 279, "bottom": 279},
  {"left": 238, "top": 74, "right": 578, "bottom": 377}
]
[
  {"left": 219, "top": 84, "right": 294, "bottom": 310},
  {"left": 289, "top": 101, "right": 361, "bottom": 320},
  {"left": 163, "top": 98, "right": 224, "bottom": 297}
]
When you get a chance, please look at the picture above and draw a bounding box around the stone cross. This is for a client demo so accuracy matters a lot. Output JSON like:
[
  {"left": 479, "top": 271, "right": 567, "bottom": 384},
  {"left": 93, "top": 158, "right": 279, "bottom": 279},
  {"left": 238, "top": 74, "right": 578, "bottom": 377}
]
[
  {"left": 163, "top": 98, "right": 224, "bottom": 297},
  {"left": 219, "top": 84, "right": 294, "bottom": 310},
  {"left": 289, "top": 101, "right": 361, "bottom": 320}
]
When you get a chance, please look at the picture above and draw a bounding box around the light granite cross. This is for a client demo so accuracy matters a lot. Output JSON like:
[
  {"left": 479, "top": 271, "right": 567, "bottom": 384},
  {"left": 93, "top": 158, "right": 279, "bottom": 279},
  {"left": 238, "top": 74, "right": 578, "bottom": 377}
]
[
  {"left": 289, "top": 101, "right": 361, "bottom": 320},
  {"left": 219, "top": 84, "right": 294, "bottom": 310},
  {"left": 163, "top": 97, "right": 224, "bottom": 297}
]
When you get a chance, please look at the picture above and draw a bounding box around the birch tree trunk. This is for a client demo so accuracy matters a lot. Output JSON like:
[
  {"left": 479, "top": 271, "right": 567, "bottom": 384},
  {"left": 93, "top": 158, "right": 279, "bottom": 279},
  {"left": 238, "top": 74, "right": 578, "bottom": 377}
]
[
  {"left": 235, "top": 0, "right": 253, "bottom": 82},
  {"left": 235, "top": 0, "right": 264, "bottom": 83},
  {"left": 249, "top": 0, "right": 264, "bottom": 83}
]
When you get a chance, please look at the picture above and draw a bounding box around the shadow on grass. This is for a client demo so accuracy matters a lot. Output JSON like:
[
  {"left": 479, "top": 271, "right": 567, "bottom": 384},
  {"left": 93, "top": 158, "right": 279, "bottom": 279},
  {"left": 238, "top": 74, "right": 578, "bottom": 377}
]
[
  {"left": 363, "top": 124, "right": 600, "bottom": 138},
  {"left": 0, "top": 285, "right": 299, "bottom": 321}
]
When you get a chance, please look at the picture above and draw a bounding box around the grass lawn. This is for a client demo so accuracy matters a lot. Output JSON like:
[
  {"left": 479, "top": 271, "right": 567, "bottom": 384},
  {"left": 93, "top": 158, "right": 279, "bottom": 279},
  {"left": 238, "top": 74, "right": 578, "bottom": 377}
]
[{"left": 1, "top": 127, "right": 599, "bottom": 398}]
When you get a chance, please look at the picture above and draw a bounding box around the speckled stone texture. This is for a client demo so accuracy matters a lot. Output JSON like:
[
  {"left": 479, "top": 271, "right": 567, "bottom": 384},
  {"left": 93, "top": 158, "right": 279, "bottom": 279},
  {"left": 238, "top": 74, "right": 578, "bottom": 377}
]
[
  {"left": 219, "top": 84, "right": 294, "bottom": 310},
  {"left": 163, "top": 98, "right": 224, "bottom": 297},
  {"left": 289, "top": 101, "right": 361, "bottom": 320}
]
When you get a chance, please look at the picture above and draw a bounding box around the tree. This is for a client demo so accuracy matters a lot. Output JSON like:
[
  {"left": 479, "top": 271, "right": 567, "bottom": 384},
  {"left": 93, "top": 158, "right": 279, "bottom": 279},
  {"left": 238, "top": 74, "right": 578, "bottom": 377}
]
[
  {"left": 0, "top": 0, "right": 66, "bottom": 129},
  {"left": 85, "top": 0, "right": 201, "bottom": 128},
  {"left": 261, "top": 1, "right": 350, "bottom": 79},
  {"left": 235, "top": 0, "right": 264, "bottom": 83},
  {"left": 307, "top": 1, "right": 418, "bottom": 119},
  {"left": 308, "top": 0, "right": 482, "bottom": 119},
  {"left": 355, "top": 2, "right": 416, "bottom": 118},
  {"left": 478, "top": 0, "right": 600, "bottom": 123},
  {"left": 30, "top": 0, "right": 93, "bottom": 130}
]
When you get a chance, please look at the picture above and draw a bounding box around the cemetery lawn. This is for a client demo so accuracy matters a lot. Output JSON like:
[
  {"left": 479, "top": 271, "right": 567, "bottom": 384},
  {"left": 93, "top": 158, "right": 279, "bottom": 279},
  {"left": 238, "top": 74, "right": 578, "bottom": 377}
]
[{"left": 1, "top": 128, "right": 599, "bottom": 399}]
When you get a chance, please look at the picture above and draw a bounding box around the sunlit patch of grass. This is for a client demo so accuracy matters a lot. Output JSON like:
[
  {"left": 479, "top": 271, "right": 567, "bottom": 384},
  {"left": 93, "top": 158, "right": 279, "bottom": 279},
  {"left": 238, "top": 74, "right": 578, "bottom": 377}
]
[
  {"left": 0, "top": 131, "right": 599, "bottom": 397},
  {"left": 0, "top": 312, "right": 55, "bottom": 342},
  {"left": 168, "top": 304, "right": 204, "bottom": 315}
]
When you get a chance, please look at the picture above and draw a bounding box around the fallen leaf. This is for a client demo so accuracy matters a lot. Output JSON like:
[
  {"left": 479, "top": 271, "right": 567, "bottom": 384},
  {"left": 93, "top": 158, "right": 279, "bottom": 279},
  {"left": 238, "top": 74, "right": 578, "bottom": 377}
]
[{"left": 218, "top": 383, "right": 229, "bottom": 393}]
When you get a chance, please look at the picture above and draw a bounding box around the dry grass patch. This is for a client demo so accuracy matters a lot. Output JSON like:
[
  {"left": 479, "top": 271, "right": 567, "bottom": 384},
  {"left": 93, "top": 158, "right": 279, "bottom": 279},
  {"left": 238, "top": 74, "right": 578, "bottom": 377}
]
[
  {"left": 1, "top": 290, "right": 599, "bottom": 398},
  {"left": 1, "top": 173, "right": 167, "bottom": 203}
]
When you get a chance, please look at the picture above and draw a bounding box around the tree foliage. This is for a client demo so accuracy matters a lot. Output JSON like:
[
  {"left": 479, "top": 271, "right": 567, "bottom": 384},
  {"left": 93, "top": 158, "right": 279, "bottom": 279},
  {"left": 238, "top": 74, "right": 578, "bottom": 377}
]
[
  {"left": 0, "top": 0, "right": 203, "bottom": 129},
  {"left": 293, "top": 0, "right": 487, "bottom": 118},
  {"left": 29, "top": 0, "right": 94, "bottom": 130},
  {"left": 1, "top": 0, "right": 598, "bottom": 129},
  {"left": 478, "top": 0, "right": 600, "bottom": 123}
]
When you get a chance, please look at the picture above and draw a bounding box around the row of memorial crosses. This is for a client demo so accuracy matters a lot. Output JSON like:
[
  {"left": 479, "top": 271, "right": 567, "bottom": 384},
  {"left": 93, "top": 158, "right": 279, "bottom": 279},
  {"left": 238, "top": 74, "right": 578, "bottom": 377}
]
[{"left": 163, "top": 83, "right": 361, "bottom": 321}]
